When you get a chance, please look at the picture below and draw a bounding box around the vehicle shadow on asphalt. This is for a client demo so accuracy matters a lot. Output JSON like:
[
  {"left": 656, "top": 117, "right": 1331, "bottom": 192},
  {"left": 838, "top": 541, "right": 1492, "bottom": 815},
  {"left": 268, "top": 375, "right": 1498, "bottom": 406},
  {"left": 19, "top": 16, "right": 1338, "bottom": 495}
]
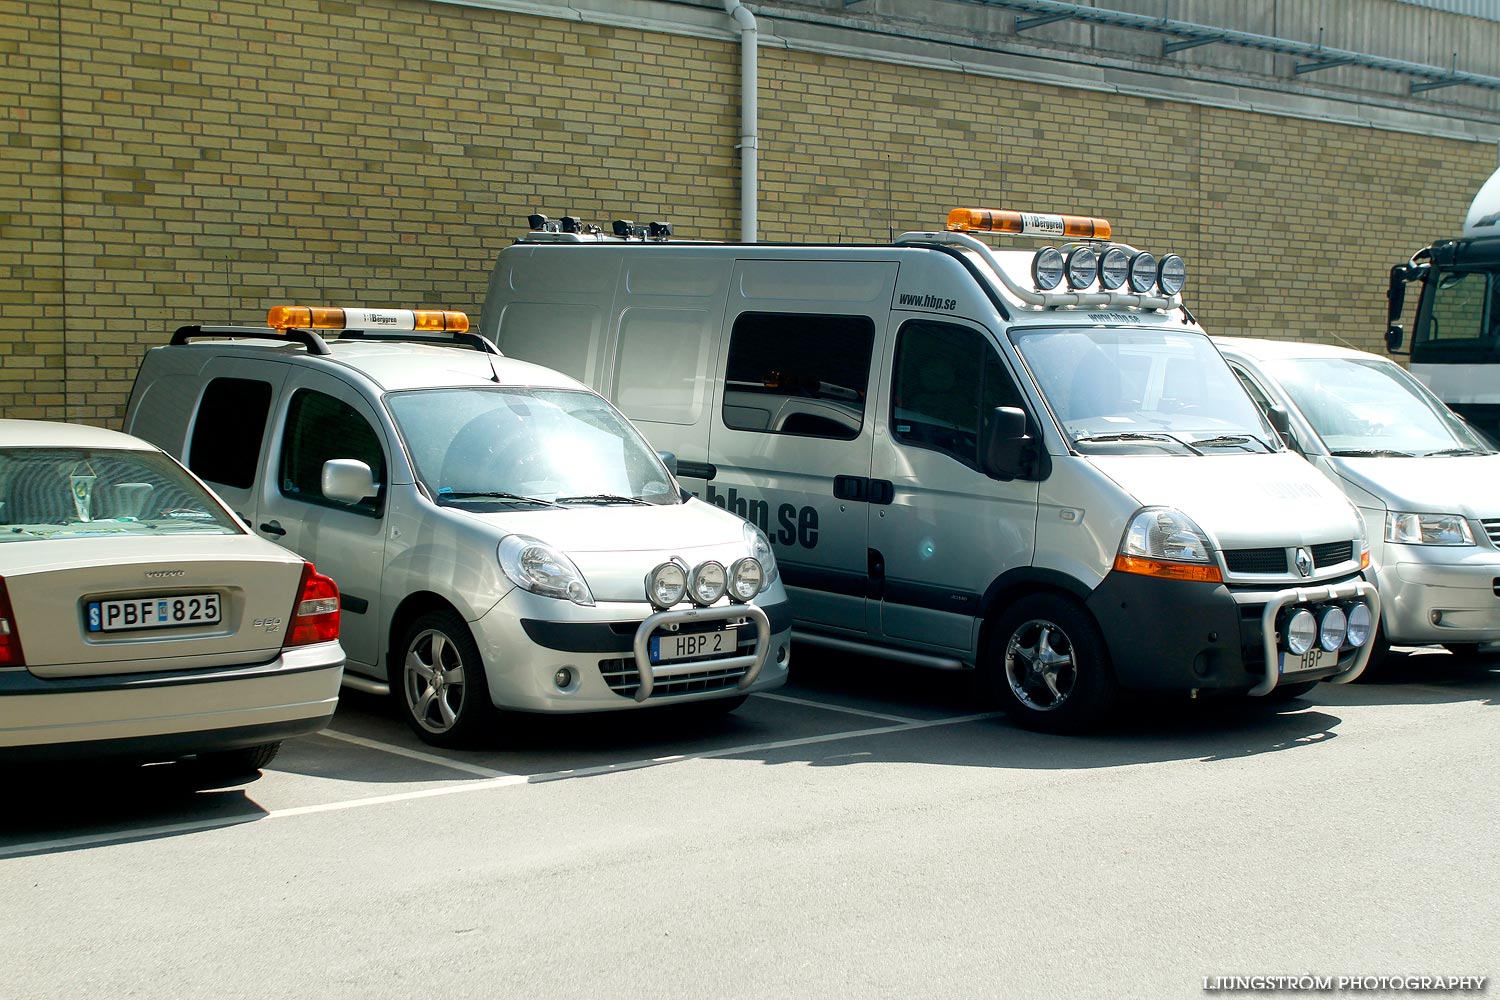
[{"left": 1317, "top": 648, "right": 1500, "bottom": 707}]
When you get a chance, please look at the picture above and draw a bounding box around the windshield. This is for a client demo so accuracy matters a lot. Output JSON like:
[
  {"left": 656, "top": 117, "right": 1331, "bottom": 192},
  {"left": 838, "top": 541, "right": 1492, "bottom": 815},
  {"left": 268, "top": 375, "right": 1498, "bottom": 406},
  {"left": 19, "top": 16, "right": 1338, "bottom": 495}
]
[
  {"left": 387, "top": 387, "right": 679, "bottom": 508},
  {"left": 0, "top": 448, "right": 240, "bottom": 542},
  {"left": 1010, "top": 327, "right": 1277, "bottom": 455},
  {"left": 1263, "top": 356, "right": 1494, "bottom": 457}
]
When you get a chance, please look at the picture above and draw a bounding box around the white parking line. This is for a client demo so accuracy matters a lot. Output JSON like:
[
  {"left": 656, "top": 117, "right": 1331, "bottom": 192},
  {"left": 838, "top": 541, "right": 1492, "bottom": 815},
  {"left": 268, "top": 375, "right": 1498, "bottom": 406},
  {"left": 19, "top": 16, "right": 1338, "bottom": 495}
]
[
  {"left": 317, "top": 730, "right": 517, "bottom": 779},
  {"left": 0, "top": 711, "right": 1001, "bottom": 859},
  {"left": 751, "top": 691, "right": 919, "bottom": 724}
]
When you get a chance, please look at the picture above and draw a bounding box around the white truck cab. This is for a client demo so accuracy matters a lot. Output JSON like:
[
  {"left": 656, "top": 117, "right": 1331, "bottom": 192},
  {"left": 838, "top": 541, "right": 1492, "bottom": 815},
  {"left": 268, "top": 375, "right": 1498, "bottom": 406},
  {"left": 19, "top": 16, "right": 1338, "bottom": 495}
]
[
  {"left": 482, "top": 209, "right": 1379, "bottom": 732},
  {"left": 123, "top": 307, "right": 791, "bottom": 747}
]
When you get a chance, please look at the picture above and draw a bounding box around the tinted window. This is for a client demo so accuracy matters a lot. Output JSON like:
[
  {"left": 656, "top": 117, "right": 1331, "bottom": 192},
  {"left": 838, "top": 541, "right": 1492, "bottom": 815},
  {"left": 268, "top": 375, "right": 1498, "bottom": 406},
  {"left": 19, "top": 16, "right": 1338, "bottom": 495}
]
[
  {"left": 189, "top": 377, "right": 272, "bottom": 489},
  {"left": 279, "top": 390, "right": 386, "bottom": 515},
  {"left": 892, "top": 321, "right": 1024, "bottom": 468},
  {"left": 722, "top": 313, "right": 874, "bottom": 440}
]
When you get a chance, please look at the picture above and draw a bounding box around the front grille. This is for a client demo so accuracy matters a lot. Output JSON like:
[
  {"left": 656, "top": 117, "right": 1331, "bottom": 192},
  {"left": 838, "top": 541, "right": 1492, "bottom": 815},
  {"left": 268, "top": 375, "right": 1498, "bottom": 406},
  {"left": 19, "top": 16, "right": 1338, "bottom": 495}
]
[
  {"left": 1311, "top": 541, "right": 1353, "bottom": 567},
  {"left": 599, "top": 623, "right": 756, "bottom": 699},
  {"left": 1483, "top": 519, "right": 1500, "bottom": 547},
  {"left": 1224, "top": 548, "right": 1287, "bottom": 574}
]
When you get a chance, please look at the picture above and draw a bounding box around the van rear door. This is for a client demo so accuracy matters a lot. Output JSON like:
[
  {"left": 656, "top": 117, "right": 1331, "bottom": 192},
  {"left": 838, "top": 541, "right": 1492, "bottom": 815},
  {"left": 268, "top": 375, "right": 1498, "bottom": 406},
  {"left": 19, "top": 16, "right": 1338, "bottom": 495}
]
[
  {"left": 180, "top": 357, "right": 291, "bottom": 531},
  {"left": 706, "top": 259, "right": 897, "bottom": 634}
]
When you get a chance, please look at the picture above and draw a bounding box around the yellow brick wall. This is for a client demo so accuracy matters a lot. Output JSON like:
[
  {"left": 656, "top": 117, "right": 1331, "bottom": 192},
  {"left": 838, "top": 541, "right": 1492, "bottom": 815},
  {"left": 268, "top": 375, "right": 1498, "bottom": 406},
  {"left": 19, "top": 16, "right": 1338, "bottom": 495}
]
[{"left": 2, "top": 0, "right": 1493, "bottom": 425}]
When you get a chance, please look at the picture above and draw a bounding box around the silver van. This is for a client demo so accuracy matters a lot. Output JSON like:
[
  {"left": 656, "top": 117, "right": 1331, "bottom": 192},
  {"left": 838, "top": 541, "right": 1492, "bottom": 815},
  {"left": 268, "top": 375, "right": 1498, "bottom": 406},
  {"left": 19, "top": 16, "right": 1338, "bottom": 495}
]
[
  {"left": 1217, "top": 336, "right": 1500, "bottom": 659},
  {"left": 482, "top": 209, "right": 1380, "bottom": 731},
  {"left": 123, "top": 307, "right": 790, "bottom": 747}
]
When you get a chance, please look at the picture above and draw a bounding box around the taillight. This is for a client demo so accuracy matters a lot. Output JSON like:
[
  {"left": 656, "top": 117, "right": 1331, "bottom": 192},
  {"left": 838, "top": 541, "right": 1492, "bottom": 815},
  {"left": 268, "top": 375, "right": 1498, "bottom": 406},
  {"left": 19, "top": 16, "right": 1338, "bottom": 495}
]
[
  {"left": 0, "top": 576, "right": 25, "bottom": 668},
  {"left": 284, "top": 562, "right": 340, "bottom": 648}
]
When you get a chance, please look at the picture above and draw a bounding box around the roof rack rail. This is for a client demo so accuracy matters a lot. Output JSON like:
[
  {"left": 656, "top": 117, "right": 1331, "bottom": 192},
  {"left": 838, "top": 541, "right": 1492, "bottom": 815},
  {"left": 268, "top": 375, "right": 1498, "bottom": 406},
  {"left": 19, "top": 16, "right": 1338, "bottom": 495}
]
[
  {"left": 170, "top": 325, "right": 332, "bottom": 356},
  {"left": 333, "top": 329, "right": 501, "bottom": 355}
]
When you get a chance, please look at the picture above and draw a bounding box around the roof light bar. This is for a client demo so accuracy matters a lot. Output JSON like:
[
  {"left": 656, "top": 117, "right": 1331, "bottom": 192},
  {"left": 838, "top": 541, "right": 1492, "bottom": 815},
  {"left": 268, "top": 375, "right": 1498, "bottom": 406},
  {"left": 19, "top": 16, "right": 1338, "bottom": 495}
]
[
  {"left": 267, "top": 306, "right": 470, "bottom": 334},
  {"left": 947, "top": 208, "right": 1111, "bottom": 242}
]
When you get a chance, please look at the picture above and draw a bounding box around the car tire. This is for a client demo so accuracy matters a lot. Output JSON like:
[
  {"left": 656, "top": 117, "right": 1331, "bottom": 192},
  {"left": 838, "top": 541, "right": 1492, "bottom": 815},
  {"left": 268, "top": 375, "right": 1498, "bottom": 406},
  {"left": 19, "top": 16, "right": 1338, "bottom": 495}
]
[
  {"left": 396, "top": 609, "right": 498, "bottom": 748},
  {"left": 987, "top": 594, "right": 1116, "bottom": 734},
  {"left": 1265, "top": 680, "right": 1318, "bottom": 701},
  {"left": 1352, "top": 619, "right": 1392, "bottom": 681},
  {"left": 196, "top": 741, "right": 282, "bottom": 776}
]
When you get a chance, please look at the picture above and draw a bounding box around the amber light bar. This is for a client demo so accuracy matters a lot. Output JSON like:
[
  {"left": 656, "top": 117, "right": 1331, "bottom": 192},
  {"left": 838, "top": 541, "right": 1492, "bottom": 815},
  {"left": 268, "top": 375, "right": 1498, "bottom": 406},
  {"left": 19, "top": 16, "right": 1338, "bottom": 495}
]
[
  {"left": 947, "top": 208, "right": 1112, "bottom": 242},
  {"left": 266, "top": 306, "right": 470, "bottom": 333}
]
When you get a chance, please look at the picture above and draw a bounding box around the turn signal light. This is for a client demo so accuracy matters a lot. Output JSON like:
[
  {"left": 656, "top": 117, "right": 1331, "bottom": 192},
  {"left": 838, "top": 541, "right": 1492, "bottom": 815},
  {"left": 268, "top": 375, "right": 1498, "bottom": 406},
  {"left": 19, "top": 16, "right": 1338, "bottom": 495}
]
[
  {"left": 946, "top": 208, "right": 1111, "bottom": 241},
  {"left": 284, "top": 562, "right": 341, "bottom": 648},
  {"left": 0, "top": 576, "right": 25, "bottom": 668},
  {"left": 1113, "top": 554, "right": 1223, "bottom": 583},
  {"left": 267, "top": 306, "right": 470, "bottom": 334}
]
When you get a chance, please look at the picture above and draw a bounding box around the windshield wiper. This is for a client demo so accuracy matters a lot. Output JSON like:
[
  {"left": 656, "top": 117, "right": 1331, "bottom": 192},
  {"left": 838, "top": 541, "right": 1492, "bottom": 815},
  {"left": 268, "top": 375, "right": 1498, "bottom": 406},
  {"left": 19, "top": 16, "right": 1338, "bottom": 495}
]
[
  {"left": 1329, "top": 448, "right": 1416, "bottom": 458},
  {"left": 555, "top": 494, "right": 650, "bottom": 506},
  {"left": 438, "top": 490, "right": 563, "bottom": 508},
  {"left": 1422, "top": 448, "right": 1488, "bottom": 457},
  {"left": 1072, "top": 432, "right": 1203, "bottom": 456},
  {"left": 1190, "top": 434, "right": 1273, "bottom": 452}
]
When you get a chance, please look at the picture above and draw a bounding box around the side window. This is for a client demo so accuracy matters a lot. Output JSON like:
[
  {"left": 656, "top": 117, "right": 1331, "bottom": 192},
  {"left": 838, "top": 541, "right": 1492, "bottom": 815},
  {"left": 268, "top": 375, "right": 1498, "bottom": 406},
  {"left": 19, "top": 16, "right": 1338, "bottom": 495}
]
[
  {"left": 279, "top": 389, "right": 386, "bottom": 516},
  {"left": 891, "top": 321, "right": 1024, "bottom": 468},
  {"left": 189, "top": 377, "right": 272, "bottom": 489},
  {"left": 722, "top": 312, "right": 874, "bottom": 440}
]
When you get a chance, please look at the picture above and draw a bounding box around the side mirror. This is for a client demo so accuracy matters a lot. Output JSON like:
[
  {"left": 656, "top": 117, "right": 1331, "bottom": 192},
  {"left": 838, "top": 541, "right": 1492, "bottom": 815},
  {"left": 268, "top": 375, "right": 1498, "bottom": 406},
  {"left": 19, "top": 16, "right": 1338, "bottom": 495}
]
[
  {"left": 657, "top": 450, "right": 678, "bottom": 477},
  {"left": 979, "top": 406, "right": 1030, "bottom": 481},
  {"left": 322, "top": 458, "right": 377, "bottom": 506},
  {"left": 1266, "top": 404, "right": 1291, "bottom": 435},
  {"left": 1385, "top": 323, "right": 1406, "bottom": 354}
]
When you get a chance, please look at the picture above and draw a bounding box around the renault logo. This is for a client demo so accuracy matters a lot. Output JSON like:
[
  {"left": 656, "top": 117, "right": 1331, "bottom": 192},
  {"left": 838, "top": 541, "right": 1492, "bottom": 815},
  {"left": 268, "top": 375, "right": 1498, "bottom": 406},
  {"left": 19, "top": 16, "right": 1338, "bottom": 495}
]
[{"left": 1294, "top": 547, "right": 1313, "bottom": 578}]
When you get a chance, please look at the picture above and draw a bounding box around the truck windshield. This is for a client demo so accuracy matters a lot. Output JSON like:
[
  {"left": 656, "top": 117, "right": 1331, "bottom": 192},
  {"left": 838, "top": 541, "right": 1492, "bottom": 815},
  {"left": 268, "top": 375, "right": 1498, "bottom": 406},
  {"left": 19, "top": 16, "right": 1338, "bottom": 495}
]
[
  {"left": 1262, "top": 356, "right": 1493, "bottom": 458},
  {"left": 1010, "top": 327, "right": 1276, "bottom": 455},
  {"left": 1411, "top": 268, "right": 1500, "bottom": 363},
  {"left": 387, "top": 387, "right": 680, "bottom": 507}
]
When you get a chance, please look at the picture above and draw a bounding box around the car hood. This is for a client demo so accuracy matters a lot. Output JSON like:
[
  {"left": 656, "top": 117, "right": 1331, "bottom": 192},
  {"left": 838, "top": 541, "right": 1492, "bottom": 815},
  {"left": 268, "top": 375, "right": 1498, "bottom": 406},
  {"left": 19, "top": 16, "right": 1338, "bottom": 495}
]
[
  {"left": 1330, "top": 454, "right": 1500, "bottom": 518},
  {"left": 454, "top": 499, "right": 762, "bottom": 603},
  {"left": 1088, "top": 452, "right": 1360, "bottom": 549}
]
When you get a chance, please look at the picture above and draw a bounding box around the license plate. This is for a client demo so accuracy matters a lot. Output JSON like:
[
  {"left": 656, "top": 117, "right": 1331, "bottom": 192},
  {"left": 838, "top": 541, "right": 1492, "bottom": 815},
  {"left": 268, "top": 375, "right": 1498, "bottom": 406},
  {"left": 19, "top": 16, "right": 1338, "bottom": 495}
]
[
  {"left": 650, "top": 629, "right": 732, "bottom": 663},
  {"left": 87, "top": 593, "right": 222, "bottom": 633},
  {"left": 1279, "top": 645, "right": 1337, "bottom": 674}
]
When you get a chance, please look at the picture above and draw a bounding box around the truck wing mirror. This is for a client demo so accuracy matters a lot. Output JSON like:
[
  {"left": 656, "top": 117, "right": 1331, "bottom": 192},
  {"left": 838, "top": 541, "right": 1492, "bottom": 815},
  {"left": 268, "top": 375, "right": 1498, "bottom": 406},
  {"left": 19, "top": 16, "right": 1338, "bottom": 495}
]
[
  {"left": 322, "top": 458, "right": 377, "bottom": 505},
  {"left": 980, "top": 406, "right": 1030, "bottom": 481},
  {"left": 1385, "top": 323, "right": 1405, "bottom": 354},
  {"left": 656, "top": 450, "right": 678, "bottom": 476}
]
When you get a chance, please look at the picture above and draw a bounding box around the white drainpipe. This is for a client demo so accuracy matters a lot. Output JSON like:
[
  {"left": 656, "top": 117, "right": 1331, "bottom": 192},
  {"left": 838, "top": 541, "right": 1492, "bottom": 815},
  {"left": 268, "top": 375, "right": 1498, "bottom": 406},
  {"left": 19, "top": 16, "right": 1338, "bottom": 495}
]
[{"left": 723, "top": 0, "right": 758, "bottom": 242}]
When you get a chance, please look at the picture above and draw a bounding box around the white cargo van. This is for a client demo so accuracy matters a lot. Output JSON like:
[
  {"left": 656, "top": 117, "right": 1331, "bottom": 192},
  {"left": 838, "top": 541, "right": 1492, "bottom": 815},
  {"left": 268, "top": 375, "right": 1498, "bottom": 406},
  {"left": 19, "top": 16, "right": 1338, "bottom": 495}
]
[
  {"left": 481, "top": 210, "right": 1380, "bottom": 731},
  {"left": 123, "top": 307, "right": 790, "bottom": 748}
]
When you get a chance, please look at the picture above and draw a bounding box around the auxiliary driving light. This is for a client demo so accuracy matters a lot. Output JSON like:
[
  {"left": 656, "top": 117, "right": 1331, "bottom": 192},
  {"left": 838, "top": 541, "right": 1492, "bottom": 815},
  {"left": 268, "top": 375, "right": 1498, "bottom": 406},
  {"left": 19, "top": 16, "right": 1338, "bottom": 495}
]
[
  {"left": 1098, "top": 246, "right": 1130, "bottom": 290},
  {"left": 728, "top": 557, "right": 764, "bottom": 603},
  {"left": 1284, "top": 608, "right": 1318, "bottom": 656},
  {"left": 1065, "top": 246, "right": 1098, "bottom": 290},
  {"left": 1127, "top": 251, "right": 1157, "bottom": 293},
  {"left": 646, "top": 561, "right": 688, "bottom": 610},
  {"left": 1317, "top": 606, "right": 1348, "bottom": 653},
  {"left": 1345, "top": 603, "right": 1373, "bottom": 648},
  {"left": 1157, "top": 254, "right": 1187, "bottom": 295},
  {"left": 690, "top": 561, "right": 728, "bottom": 606},
  {"left": 1032, "top": 247, "right": 1065, "bottom": 290}
]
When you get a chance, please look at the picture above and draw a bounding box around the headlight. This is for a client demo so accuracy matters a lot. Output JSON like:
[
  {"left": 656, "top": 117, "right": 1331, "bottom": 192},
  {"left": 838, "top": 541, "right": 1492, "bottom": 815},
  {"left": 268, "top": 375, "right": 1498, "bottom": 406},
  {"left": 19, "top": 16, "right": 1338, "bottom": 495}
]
[
  {"left": 1384, "top": 512, "right": 1475, "bottom": 546},
  {"left": 689, "top": 561, "right": 727, "bottom": 606},
  {"left": 1284, "top": 608, "right": 1317, "bottom": 655},
  {"left": 646, "top": 560, "right": 688, "bottom": 609},
  {"left": 728, "top": 557, "right": 764, "bottom": 602},
  {"left": 743, "top": 521, "right": 779, "bottom": 584},
  {"left": 1115, "top": 507, "right": 1221, "bottom": 582},
  {"left": 499, "top": 534, "right": 595, "bottom": 606}
]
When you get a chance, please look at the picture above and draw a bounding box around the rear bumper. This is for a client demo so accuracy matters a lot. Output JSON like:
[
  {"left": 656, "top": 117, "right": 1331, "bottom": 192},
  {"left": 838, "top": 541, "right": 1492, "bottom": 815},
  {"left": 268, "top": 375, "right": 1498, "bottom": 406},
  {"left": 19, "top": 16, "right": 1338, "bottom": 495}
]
[{"left": 0, "top": 642, "right": 344, "bottom": 761}]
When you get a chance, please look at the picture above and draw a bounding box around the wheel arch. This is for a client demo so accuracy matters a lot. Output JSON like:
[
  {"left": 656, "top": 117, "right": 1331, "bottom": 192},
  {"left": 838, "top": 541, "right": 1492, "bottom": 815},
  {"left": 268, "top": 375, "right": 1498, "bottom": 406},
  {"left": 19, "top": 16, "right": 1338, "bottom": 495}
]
[
  {"left": 385, "top": 591, "right": 466, "bottom": 680},
  {"left": 976, "top": 568, "right": 1095, "bottom": 656}
]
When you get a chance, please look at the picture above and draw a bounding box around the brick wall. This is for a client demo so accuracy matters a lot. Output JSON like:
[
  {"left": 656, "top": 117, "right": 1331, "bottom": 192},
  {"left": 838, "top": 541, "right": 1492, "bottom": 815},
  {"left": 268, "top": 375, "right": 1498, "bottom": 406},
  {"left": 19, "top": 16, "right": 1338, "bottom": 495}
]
[{"left": 2, "top": 0, "right": 1493, "bottom": 425}]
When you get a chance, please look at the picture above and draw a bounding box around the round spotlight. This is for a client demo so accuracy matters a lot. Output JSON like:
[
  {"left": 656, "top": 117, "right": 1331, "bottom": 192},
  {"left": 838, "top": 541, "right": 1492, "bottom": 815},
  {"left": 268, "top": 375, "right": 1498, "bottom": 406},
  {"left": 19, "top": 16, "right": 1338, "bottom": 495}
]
[
  {"left": 1157, "top": 253, "right": 1187, "bottom": 296},
  {"left": 689, "top": 561, "right": 727, "bottom": 606},
  {"left": 554, "top": 667, "right": 575, "bottom": 689},
  {"left": 1065, "top": 246, "right": 1098, "bottom": 290},
  {"left": 1284, "top": 608, "right": 1317, "bottom": 656},
  {"left": 1032, "top": 247, "right": 1065, "bottom": 290},
  {"left": 646, "top": 561, "right": 687, "bottom": 609},
  {"left": 1345, "top": 603, "right": 1373, "bottom": 648},
  {"left": 728, "top": 557, "right": 764, "bottom": 603},
  {"left": 1098, "top": 246, "right": 1130, "bottom": 290},
  {"left": 1127, "top": 251, "right": 1157, "bottom": 293},
  {"left": 1317, "top": 605, "right": 1348, "bottom": 653}
]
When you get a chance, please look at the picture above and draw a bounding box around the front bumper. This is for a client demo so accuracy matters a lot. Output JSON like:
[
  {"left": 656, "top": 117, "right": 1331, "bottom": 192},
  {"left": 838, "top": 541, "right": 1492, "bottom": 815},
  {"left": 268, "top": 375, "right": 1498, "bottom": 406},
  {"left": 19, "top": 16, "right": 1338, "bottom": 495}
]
[
  {"left": 0, "top": 641, "right": 344, "bottom": 761},
  {"left": 473, "top": 592, "right": 793, "bottom": 712},
  {"left": 1376, "top": 551, "right": 1500, "bottom": 645},
  {"left": 1087, "top": 571, "right": 1379, "bottom": 697}
]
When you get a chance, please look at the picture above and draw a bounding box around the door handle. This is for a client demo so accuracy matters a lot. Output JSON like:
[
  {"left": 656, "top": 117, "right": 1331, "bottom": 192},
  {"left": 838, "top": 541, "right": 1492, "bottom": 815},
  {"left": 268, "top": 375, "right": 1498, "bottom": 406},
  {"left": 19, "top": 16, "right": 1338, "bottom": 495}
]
[{"left": 259, "top": 520, "right": 286, "bottom": 537}]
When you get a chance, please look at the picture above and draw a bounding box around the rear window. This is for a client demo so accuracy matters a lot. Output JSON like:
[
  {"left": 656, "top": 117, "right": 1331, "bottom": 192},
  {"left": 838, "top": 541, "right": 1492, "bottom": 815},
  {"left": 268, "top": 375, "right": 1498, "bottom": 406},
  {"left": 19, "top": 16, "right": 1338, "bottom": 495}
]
[{"left": 0, "top": 448, "right": 240, "bottom": 542}]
